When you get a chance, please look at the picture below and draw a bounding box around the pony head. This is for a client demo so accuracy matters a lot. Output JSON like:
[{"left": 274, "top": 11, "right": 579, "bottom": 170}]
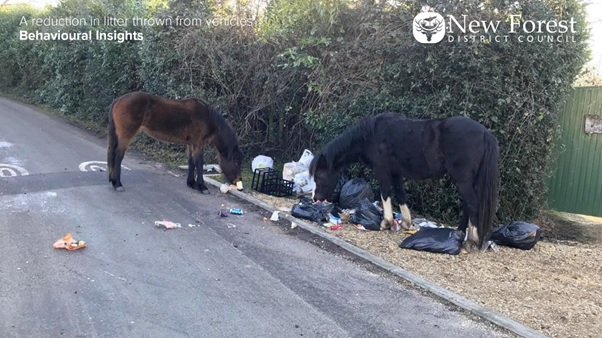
[
  {"left": 219, "top": 144, "right": 243, "bottom": 185},
  {"left": 309, "top": 152, "right": 339, "bottom": 201}
]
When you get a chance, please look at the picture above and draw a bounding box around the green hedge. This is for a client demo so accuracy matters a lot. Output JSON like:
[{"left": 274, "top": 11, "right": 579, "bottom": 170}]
[{"left": 0, "top": 0, "right": 589, "bottom": 224}]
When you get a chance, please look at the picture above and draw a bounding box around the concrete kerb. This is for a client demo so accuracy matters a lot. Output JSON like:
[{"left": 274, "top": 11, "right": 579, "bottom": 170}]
[{"left": 204, "top": 176, "right": 548, "bottom": 338}]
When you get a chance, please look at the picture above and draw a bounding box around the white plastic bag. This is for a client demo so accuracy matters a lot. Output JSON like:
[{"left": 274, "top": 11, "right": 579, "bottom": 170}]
[
  {"left": 294, "top": 171, "right": 316, "bottom": 194},
  {"left": 251, "top": 155, "right": 274, "bottom": 172},
  {"left": 283, "top": 149, "right": 316, "bottom": 194},
  {"left": 298, "top": 149, "right": 314, "bottom": 168},
  {"left": 283, "top": 161, "right": 306, "bottom": 181}
]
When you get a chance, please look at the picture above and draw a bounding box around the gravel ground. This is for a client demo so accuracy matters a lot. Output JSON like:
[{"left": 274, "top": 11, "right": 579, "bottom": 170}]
[{"left": 249, "top": 191, "right": 602, "bottom": 338}]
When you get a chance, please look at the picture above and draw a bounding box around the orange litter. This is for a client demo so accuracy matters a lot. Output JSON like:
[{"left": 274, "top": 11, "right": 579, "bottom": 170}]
[{"left": 53, "top": 233, "right": 87, "bottom": 251}]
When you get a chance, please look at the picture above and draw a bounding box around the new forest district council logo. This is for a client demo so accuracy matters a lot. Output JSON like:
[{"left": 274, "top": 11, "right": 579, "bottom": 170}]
[{"left": 413, "top": 12, "right": 445, "bottom": 44}]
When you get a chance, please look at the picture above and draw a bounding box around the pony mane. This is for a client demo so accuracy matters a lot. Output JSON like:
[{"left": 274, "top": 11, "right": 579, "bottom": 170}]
[
  {"left": 197, "top": 99, "right": 240, "bottom": 159},
  {"left": 319, "top": 116, "right": 375, "bottom": 170}
]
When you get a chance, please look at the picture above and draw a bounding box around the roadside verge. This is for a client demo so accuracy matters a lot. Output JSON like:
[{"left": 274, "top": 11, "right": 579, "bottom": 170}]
[{"left": 204, "top": 176, "right": 548, "bottom": 338}]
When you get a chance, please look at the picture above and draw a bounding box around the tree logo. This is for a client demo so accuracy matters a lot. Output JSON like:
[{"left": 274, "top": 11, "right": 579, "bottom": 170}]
[{"left": 413, "top": 12, "right": 445, "bottom": 44}]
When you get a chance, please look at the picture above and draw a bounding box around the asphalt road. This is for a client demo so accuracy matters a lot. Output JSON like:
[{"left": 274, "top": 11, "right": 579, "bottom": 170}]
[{"left": 0, "top": 97, "right": 511, "bottom": 337}]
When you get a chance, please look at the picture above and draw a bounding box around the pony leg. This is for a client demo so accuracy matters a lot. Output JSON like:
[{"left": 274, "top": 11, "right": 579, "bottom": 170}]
[
  {"left": 107, "top": 106, "right": 118, "bottom": 185},
  {"left": 186, "top": 146, "right": 198, "bottom": 190},
  {"left": 464, "top": 220, "right": 480, "bottom": 253},
  {"left": 393, "top": 179, "right": 411, "bottom": 230},
  {"left": 109, "top": 117, "right": 137, "bottom": 191},
  {"left": 375, "top": 170, "right": 396, "bottom": 230},
  {"left": 378, "top": 182, "right": 396, "bottom": 230},
  {"left": 186, "top": 146, "right": 209, "bottom": 194},
  {"left": 194, "top": 150, "right": 209, "bottom": 194},
  {"left": 398, "top": 204, "right": 412, "bottom": 230},
  {"left": 458, "top": 201, "right": 469, "bottom": 232},
  {"left": 455, "top": 181, "right": 480, "bottom": 252},
  {"left": 111, "top": 145, "right": 128, "bottom": 191},
  {"left": 380, "top": 194, "right": 395, "bottom": 231}
]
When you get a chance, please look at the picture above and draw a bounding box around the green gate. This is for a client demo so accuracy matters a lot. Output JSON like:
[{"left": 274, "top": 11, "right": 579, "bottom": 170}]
[{"left": 548, "top": 86, "right": 602, "bottom": 217}]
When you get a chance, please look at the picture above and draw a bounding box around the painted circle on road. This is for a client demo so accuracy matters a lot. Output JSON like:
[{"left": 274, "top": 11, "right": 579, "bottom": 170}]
[
  {"left": 0, "top": 164, "right": 29, "bottom": 177},
  {"left": 79, "top": 161, "right": 130, "bottom": 172}
]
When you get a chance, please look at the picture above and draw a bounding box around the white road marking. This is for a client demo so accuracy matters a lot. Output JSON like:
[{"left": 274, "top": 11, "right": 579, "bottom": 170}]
[
  {"left": 79, "top": 161, "right": 130, "bottom": 172},
  {"left": 0, "top": 141, "right": 14, "bottom": 148},
  {"left": 102, "top": 270, "right": 128, "bottom": 282},
  {"left": 0, "top": 163, "right": 29, "bottom": 177}
]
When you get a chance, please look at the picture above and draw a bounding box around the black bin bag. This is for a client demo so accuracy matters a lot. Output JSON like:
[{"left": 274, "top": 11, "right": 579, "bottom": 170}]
[
  {"left": 291, "top": 198, "right": 334, "bottom": 224},
  {"left": 328, "top": 173, "right": 349, "bottom": 204},
  {"left": 338, "top": 178, "right": 374, "bottom": 209},
  {"left": 349, "top": 198, "right": 382, "bottom": 231},
  {"left": 400, "top": 227, "right": 465, "bottom": 255},
  {"left": 489, "top": 221, "right": 542, "bottom": 250}
]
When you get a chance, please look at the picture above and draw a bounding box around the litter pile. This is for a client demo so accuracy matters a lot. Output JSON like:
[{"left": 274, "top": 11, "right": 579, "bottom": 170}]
[
  {"left": 290, "top": 178, "right": 390, "bottom": 231},
  {"left": 250, "top": 150, "right": 316, "bottom": 197},
  {"left": 285, "top": 174, "right": 542, "bottom": 254}
]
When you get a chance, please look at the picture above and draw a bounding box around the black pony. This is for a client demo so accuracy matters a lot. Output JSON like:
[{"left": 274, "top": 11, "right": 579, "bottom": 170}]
[
  {"left": 107, "top": 92, "right": 243, "bottom": 193},
  {"left": 309, "top": 112, "right": 499, "bottom": 251}
]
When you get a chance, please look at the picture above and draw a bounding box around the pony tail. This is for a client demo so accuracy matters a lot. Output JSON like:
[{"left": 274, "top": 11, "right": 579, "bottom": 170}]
[
  {"left": 107, "top": 101, "right": 118, "bottom": 182},
  {"left": 476, "top": 132, "right": 499, "bottom": 250}
]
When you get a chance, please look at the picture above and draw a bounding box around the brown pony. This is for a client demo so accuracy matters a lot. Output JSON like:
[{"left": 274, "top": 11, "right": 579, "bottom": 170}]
[{"left": 107, "top": 92, "right": 243, "bottom": 193}]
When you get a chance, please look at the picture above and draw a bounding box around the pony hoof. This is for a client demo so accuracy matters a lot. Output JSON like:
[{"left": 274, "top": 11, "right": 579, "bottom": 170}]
[
  {"left": 114, "top": 186, "right": 125, "bottom": 192},
  {"left": 462, "top": 241, "right": 479, "bottom": 253},
  {"left": 401, "top": 221, "right": 412, "bottom": 230},
  {"left": 380, "top": 219, "right": 391, "bottom": 231},
  {"left": 200, "top": 189, "right": 210, "bottom": 195}
]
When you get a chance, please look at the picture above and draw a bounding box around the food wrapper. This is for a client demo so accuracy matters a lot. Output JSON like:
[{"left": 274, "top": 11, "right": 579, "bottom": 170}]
[
  {"left": 53, "top": 233, "right": 86, "bottom": 251},
  {"left": 220, "top": 183, "right": 238, "bottom": 193},
  {"left": 155, "top": 220, "right": 181, "bottom": 229}
]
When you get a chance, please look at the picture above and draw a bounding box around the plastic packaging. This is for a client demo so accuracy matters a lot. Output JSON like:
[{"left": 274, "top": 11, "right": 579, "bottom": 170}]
[
  {"left": 229, "top": 208, "right": 244, "bottom": 215},
  {"left": 53, "top": 233, "right": 87, "bottom": 251},
  {"left": 251, "top": 155, "right": 274, "bottom": 172},
  {"left": 155, "top": 220, "right": 182, "bottom": 229}
]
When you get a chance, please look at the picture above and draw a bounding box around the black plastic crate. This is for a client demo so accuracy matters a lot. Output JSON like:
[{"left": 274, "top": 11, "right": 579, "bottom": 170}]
[{"left": 251, "top": 168, "right": 294, "bottom": 197}]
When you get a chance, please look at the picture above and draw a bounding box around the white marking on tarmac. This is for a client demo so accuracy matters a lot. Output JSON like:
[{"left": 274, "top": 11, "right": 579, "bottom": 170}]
[
  {"left": 0, "top": 163, "right": 29, "bottom": 177},
  {"left": 79, "top": 161, "right": 130, "bottom": 172},
  {"left": 0, "top": 141, "right": 13, "bottom": 148},
  {"left": 102, "top": 270, "right": 128, "bottom": 282}
]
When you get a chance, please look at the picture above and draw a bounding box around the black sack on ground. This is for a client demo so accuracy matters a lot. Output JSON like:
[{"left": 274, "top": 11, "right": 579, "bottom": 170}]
[
  {"left": 291, "top": 198, "right": 334, "bottom": 224},
  {"left": 350, "top": 198, "right": 382, "bottom": 231},
  {"left": 489, "top": 221, "right": 542, "bottom": 250},
  {"left": 399, "top": 227, "right": 465, "bottom": 255},
  {"left": 338, "top": 178, "right": 374, "bottom": 209}
]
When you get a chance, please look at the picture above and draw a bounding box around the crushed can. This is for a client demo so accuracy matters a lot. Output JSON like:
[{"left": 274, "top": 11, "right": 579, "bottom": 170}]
[{"left": 229, "top": 208, "right": 243, "bottom": 215}]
